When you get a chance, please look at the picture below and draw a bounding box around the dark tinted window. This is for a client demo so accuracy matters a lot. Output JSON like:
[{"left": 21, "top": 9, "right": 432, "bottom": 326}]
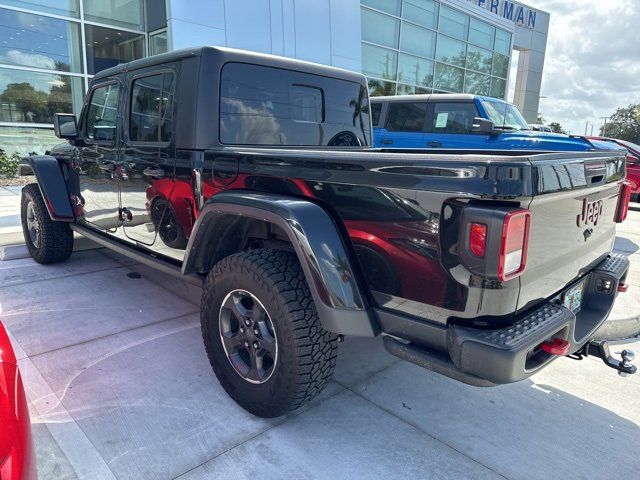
[
  {"left": 86, "top": 83, "right": 120, "bottom": 142},
  {"left": 220, "top": 63, "right": 371, "bottom": 146},
  {"left": 431, "top": 102, "right": 478, "bottom": 133},
  {"left": 371, "top": 103, "right": 382, "bottom": 126},
  {"left": 385, "top": 102, "right": 427, "bottom": 132},
  {"left": 130, "top": 73, "right": 174, "bottom": 143}
]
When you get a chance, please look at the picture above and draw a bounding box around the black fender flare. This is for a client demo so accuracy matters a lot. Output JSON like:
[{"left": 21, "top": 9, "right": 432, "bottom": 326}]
[
  {"left": 182, "top": 191, "right": 380, "bottom": 336},
  {"left": 20, "top": 155, "right": 74, "bottom": 222}
]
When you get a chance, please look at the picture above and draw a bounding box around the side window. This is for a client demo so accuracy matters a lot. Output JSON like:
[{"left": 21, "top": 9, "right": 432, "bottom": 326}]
[
  {"left": 371, "top": 103, "right": 382, "bottom": 126},
  {"left": 130, "top": 72, "right": 175, "bottom": 143},
  {"left": 385, "top": 102, "right": 427, "bottom": 132},
  {"left": 431, "top": 102, "right": 479, "bottom": 134},
  {"left": 220, "top": 63, "right": 370, "bottom": 146},
  {"left": 85, "top": 83, "right": 120, "bottom": 142}
]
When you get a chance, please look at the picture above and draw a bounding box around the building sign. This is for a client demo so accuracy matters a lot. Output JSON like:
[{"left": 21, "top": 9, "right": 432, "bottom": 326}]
[{"left": 468, "top": 0, "right": 538, "bottom": 28}]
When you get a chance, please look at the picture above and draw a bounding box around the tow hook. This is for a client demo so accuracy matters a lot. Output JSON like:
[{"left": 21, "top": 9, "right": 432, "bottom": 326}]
[{"left": 585, "top": 340, "right": 637, "bottom": 377}]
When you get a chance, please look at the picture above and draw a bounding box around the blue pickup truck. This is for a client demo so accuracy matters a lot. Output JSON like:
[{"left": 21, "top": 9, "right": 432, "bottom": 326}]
[{"left": 371, "top": 94, "right": 621, "bottom": 152}]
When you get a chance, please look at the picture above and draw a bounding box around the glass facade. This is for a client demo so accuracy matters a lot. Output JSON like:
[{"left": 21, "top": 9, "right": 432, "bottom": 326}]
[
  {"left": 0, "top": 0, "right": 164, "bottom": 155},
  {"left": 361, "top": 0, "right": 512, "bottom": 98}
]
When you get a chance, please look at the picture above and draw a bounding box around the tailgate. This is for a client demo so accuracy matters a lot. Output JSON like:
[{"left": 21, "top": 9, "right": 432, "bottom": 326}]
[{"left": 517, "top": 153, "right": 626, "bottom": 312}]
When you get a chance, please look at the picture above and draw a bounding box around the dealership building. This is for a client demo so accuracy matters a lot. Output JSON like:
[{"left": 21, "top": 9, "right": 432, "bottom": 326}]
[{"left": 0, "top": 0, "right": 549, "bottom": 155}]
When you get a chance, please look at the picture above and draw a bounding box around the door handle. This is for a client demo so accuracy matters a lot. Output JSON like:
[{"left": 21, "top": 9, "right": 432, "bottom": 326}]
[
  {"left": 380, "top": 138, "right": 393, "bottom": 145},
  {"left": 427, "top": 141, "right": 442, "bottom": 148},
  {"left": 143, "top": 167, "right": 165, "bottom": 178}
]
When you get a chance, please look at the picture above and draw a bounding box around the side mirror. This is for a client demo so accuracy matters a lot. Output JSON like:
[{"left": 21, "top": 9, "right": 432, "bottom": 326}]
[
  {"left": 626, "top": 154, "right": 639, "bottom": 165},
  {"left": 54, "top": 113, "right": 78, "bottom": 139},
  {"left": 471, "top": 117, "right": 497, "bottom": 135}
]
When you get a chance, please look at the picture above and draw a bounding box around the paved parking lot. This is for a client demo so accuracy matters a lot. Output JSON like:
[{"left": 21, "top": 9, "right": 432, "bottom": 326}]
[{"left": 1, "top": 197, "right": 639, "bottom": 480}]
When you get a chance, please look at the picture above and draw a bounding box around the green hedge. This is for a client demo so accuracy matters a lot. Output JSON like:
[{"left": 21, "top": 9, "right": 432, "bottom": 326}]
[{"left": 0, "top": 151, "right": 22, "bottom": 178}]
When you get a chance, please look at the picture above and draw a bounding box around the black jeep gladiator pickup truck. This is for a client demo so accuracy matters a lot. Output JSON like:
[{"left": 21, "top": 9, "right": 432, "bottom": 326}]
[{"left": 20, "top": 47, "right": 637, "bottom": 417}]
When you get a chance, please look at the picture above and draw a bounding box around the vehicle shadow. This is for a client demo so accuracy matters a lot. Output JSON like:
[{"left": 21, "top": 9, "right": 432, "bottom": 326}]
[
  {"left": 336, "top": 336, "right": 640, "bottom": 479},
  {"left": 614, "top": 236, "right": 639, "bottom": 256}
]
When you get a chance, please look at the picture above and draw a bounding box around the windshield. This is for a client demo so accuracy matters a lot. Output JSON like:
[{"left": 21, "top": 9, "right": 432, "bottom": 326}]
[{"left": 480, "top": 99, "right": 530, "bottom": 131}]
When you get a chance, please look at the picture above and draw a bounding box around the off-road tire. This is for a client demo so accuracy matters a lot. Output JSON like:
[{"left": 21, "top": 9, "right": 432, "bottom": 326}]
[
  {"left": 201, "top": 249, "right": 338, "bottom": 417},
  {"left": 21, "top": 183, "right": 73, "bottom": 264}
]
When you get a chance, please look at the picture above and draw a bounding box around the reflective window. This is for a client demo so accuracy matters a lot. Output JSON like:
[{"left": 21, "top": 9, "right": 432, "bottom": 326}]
[
  {"left": 0, "top": 8, "right": 83, "bottom": 73},
  {"left": 362, "top": 0, "right": 401, "bottom": 16},
  {"left": 290, "top": 86, "right": 323, "bottom": 123},
  {"left": 402, "top": 0, "right": 438, "bottom": 29},
  {"left": 220, "top": 63, "right": 370, "bottom": 146},
  {"left": 85, "top": 83, "right": 120, "bottom": 142},
  {"left": 149, "top": 30, "right": 168, "bottom": 56},
  {"left": 494, "top": 29, "right": 511, "bottom": 55},
  {"left": 130, "top": 73, "right": 174, "bottom": 143},
  {"left": 468, "top": 18, "right": 495, "bottom": 50},
  {"left": 397, "top": 54, "right": 433, "bottom": 87},
  {"left": 492, "top": 53, "right": 509, "bottom": 78},
  {"left": 362, "top": 43, "right": 398, "bottom": 80},
  {"left": 466, "top": 45, "right": 492, "bottom": 73},
  {"left": 431, "top": 102, "right": 478, "bottom": 133},
  {"left": 464, "top": 71, "right": 491, "bottom": 95},
  {"left": 0, "top": 125, "right": 60, "bottom": 156},
  {"left": 85, "top": 25, "right": 145, "bottom": 75},
  {"left": 490, "top": 77, "right": 507, "bottom": 99},
  {"left": 386, "top": 102, "right": 427, "bottom": 132},
  {"left": 435, "top": 35, "right": 466, "bottom": 68},
  {"left": 1, "top": 0, "right": 79, "bottom": 18},
  {"left": 362, "top": 8, "right": 399, "bottom": 48},
  {"left": 371, "top": 102, "right": 382, "bottom": 126},
  {"left": 368, "top": 78, "right": 396, "bottom": 96},
  {"left": 0, "top": 68, "right": 83, "bottom": 123},
  {"left": 396, "top": 84, "right": 430, "bottom": 95},
  {"left": 83, "top": 0, "right": 144, "bottom": 30},
  {"left": 434, "top": 63, "right": 464, "bottom": 91},
  {"left": 438, "top": 5, "right": 468, "bottom": 40},
  {"left": 400, "top": 22, "right": 436, "bottom": 59}
]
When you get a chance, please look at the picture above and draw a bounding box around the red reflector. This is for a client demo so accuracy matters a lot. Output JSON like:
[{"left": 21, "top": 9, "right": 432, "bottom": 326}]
[
  {"left": 615, "top": 182, "right": 631, "bottom": 223},
  {"left": 469, "top": 223, "right": 487, "bottom": 257},
  {"left": 618, "top": 283, "right": 629, "bottom": 293},
  {"left": 539, "top": 338, "right": 570, "bottom": 356},
  {"left": 498, "top": 210, "right": 531, "bottom": 281}
]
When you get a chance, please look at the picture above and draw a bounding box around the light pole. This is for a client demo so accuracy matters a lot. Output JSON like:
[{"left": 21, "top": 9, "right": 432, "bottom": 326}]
[{"left": 600, "top": 117, "right": 609, "bottom": 136}]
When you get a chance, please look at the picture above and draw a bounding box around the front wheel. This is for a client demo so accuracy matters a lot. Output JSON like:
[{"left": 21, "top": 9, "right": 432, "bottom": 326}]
[
  {"left": 201, "top": 249, "right": 338, "bottom": 418},
  {"left": 21, "top": 183, "right": 73, "bottom": 264}
]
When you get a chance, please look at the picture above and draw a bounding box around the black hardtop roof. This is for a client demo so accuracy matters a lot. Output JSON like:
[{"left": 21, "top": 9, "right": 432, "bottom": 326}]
[{"left": 92, "top": 45, "right": 367, "bottom": 84}]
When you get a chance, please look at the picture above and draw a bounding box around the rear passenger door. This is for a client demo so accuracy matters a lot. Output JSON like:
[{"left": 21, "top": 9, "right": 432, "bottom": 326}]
[
  {"left": 426, "top": 101, "right": 485, "bottom": 149},
  {"left": 375, "top": 102, "right": 427, "bottom": 148},
  {"left": 120, "top": 69, "right": 178, "bottom": 253}
]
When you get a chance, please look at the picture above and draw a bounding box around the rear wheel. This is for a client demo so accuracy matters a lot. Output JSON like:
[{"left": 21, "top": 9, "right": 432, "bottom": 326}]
[
  {"left": 21, "top": 183, "right": 73, "bottom": 264},
  {"left": 201, "top": 249, "right": 338, "bottom": 417},
  {"left": 631, "top": 193, "right": 639, "bottom": 204}
]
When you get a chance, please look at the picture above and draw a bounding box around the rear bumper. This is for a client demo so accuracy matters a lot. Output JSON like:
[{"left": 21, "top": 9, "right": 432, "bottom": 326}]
[{"left": 383, "top": 253, "right": 631, "bottom": 385}]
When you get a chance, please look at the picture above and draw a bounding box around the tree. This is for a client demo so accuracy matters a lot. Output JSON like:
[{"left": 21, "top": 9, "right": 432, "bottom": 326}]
[
  {"left": 600, "top": 103, "right": 640, "bottom": 143},
  {"left": 1, "top": 82, "right": 49, "bottom": 123},
  {"left": 548, "top": 122, "right": 567, "bottom": 134}
]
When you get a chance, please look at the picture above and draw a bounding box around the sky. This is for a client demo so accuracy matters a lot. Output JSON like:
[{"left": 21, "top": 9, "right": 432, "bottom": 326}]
[{"left": 507, "top": 0, "right": 640, "bottom": 135}]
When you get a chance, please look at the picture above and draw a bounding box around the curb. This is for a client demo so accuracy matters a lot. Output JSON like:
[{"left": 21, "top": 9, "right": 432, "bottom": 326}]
[{"left": 0, "top": 236, "right": 101, "bottom": 261}]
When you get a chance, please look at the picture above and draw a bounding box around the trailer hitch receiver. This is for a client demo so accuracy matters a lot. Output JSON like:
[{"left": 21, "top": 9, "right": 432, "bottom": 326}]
[{"left": 585, "top": 341, "right": 636, "bottom": 377}]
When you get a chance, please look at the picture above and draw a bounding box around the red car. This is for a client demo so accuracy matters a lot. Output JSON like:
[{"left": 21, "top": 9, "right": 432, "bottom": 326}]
[
  {"left": 588, "top": 136, "right": 640, "bottom": 202},
  {"left": 0, "top": 322, "right": 36, "bottom": 480}
]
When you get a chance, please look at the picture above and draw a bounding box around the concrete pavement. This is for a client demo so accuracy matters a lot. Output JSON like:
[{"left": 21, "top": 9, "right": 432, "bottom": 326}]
[{"left": 0, "top": 205, "right": 639, "bottom": 480}]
